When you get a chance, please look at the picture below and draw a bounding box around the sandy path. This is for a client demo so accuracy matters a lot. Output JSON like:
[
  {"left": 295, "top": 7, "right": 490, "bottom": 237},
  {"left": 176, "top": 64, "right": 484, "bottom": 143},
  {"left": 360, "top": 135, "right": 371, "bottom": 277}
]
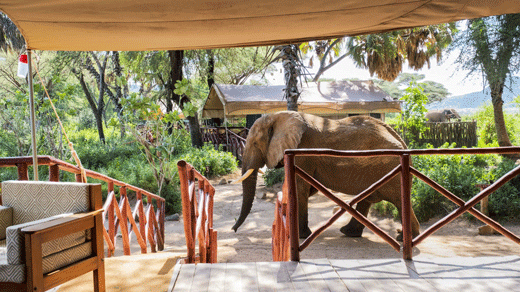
[{"left": 161, "top": 173, "right": 520, "bottom": 263}]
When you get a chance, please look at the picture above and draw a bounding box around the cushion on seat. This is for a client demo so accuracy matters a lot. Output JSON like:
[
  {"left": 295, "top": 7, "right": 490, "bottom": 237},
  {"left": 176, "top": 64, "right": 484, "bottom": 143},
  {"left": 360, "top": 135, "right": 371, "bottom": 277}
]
[
  {"left": 5, "top": 214, "right": 88, "bottom": 265},
  {"left": 0, "top": 241, "right": 92, "bottom": 283},
  {"left": 1, "top": 180, "right": 90, "bottom": 225},
  {"left": 0, "top": 181, "right": 95, "bottom": 283},
  {"left": 0, "top": 206, "right": 12, "bottom": 240}
]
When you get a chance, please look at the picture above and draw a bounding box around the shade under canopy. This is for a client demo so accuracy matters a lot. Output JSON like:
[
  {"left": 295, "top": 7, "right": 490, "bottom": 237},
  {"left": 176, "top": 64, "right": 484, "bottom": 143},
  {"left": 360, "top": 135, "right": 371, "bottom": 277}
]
[{"left": 2, "top": 0, "right": 520, "bottom": 51}]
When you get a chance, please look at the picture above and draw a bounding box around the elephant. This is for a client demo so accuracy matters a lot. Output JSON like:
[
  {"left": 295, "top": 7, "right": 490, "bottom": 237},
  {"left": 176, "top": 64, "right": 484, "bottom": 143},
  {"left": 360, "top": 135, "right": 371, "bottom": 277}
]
[
  {"left": 426, "top": 109, "right": 460, "bottom": 122},
  {"left": 231, "top": 111, "right": 420, "bottom": 240}
]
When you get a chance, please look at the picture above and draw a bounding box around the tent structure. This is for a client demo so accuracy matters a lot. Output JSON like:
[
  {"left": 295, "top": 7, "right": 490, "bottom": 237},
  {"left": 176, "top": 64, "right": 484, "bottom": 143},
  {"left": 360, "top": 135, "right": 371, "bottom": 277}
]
[
  {"left": 202, "top": 81, "right": 400, "bottom": 119},
  {"left": 1, "top": 1, "right": 520, "bottom": 51},
  {"left": 2, "top": 0, "right": 520, "bottom": 179}
]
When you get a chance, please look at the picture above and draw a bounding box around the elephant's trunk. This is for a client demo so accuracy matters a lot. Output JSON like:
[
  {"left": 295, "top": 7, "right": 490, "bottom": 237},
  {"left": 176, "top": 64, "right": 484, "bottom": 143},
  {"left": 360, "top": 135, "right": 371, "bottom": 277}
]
[{"left": 231, "top": 169, "right": 258, "bottom": 232}]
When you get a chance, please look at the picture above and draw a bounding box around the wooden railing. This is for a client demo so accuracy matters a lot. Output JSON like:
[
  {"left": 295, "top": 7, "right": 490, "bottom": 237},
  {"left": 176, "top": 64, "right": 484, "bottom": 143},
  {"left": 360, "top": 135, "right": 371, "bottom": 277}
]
[
  {"left": 272, "top": 182, "right": 290, "bottom": 261},
  {"left": 177, "top": 160, "right": 217, "bottom": 264},
  {"left": 273, "top": 147, "right": 520, "bottom": 262},
  {"left": 201, "top": 127, "right": 247, "bottom": 161},
  {"left": 0, "top": 155, "right": 165, "bottom": 257}
]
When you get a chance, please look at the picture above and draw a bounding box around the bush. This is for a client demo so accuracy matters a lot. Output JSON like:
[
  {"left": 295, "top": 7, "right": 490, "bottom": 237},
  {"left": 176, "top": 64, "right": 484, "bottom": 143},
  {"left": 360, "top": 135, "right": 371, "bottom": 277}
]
[
  {"left": 263, "top": 168, "right": 285, "bottom": 187},
  {"left": 176, "top": 144, "right": 238, "bottom": 177},
  {"left": 406, "top": 143, "right": 520, "bottom": 222}
]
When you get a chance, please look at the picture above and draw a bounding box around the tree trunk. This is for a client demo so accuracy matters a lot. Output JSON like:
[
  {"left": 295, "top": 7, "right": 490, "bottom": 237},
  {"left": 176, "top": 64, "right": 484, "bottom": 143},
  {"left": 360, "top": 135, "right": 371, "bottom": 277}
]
[
  {"left": 168, "top": 50, "right": 184, "bottom": 134},
  {"left": 111, "top": 51, "right": 126, "bottom": 139},
  {"left": 94, "top": 111, "right": 106, "bottom": 144},
  {"left": 77, "top": 72, "right": 105, "bottom": 144},
  {"left": 490, "top": 82, "right": 513, "bottom": 147},
  {"left": 281, "top": 45, "right": 300, "bottom": 111},
  {"left": 188, "top": 115, "right": 203, "bottom": 148},
  {"left": 207, "top": 49, "right": 215, "bottom": 89}
]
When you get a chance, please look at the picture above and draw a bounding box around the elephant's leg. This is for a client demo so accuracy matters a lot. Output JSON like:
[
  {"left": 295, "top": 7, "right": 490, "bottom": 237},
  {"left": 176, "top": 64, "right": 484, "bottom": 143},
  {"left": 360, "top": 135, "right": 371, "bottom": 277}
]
[{"left": 340, "top": 200, "right": 371, "bottom": 237}]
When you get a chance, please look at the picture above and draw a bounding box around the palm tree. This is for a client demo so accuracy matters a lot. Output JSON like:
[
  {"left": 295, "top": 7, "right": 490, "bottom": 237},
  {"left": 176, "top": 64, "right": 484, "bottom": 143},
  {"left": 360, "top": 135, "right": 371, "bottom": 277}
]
[
  {"left": 274, "top": 44, "right": 305, "bottom": 111},
  {"left": 347, "top": 24, "right": 455, "bottom": 81}
]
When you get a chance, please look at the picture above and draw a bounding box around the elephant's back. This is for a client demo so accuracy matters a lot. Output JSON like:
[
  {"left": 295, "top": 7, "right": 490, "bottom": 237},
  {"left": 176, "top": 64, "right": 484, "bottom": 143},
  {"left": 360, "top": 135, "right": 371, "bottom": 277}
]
[{"left": 301, "top": 115, "right": 406, "bottom": 151}]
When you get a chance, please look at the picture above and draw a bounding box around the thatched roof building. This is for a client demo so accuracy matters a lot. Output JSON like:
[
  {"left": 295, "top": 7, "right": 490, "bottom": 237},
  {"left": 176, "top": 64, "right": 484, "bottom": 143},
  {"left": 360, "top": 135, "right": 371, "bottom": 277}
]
[{"left": 202, "top": 80, "right": 400, "bottom": 121}]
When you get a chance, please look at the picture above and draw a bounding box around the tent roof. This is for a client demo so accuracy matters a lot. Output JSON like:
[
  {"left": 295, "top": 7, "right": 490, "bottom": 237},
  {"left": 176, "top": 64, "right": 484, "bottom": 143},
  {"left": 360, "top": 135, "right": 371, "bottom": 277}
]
[
  {"left": 2, "top": 0, "right": 520, "bottom": 51},
  {"left": 202, "top": 81, "right": 401, "bottom": 118}
]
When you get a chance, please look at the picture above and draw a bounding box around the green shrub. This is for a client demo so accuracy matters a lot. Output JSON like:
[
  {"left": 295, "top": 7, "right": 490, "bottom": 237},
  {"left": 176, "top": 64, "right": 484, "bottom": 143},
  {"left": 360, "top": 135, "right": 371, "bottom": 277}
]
[
  {"left": 263, "top": 168, "right": 285, "bottom": 187},
  {"left": 407, "top": 143, "right": 520, "bottom": 222},
  {"left": 176, "top": 144, "right": 238, "bottom": 178},
  {"left": 372, "top": 201, "right": 398, "bottom": 219}
]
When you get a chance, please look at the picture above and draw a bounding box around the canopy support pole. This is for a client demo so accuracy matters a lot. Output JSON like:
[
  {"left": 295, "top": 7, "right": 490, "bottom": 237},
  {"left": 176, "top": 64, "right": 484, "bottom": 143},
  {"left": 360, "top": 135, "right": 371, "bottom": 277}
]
[{"left": 27, "top": 49, "right": 38, "bottom": 180}]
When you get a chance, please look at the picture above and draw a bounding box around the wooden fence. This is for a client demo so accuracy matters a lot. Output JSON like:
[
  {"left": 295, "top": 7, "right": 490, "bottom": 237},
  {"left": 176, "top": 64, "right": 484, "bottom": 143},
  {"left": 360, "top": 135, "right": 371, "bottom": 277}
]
[
  {"left": 201, "top": 127, "right": 248, "bottom": 161},
  {"left": 0, "top": 155, "right": 165, "bottom": 257},
  {"left": 177, "top": 160, "right": 217, "bottom": 264},
  {"left": 393, "top": 121, "right": 478, "bottom": 147},
  {"left": 273, "top": 147, "right": 520, "bottom": 262}
]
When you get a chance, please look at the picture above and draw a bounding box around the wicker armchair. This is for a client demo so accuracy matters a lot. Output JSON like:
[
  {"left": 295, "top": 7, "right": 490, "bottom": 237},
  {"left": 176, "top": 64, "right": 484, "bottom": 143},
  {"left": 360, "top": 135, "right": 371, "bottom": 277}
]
[{"left": 0, "top": 180, "right": 105, "bottom": 292}]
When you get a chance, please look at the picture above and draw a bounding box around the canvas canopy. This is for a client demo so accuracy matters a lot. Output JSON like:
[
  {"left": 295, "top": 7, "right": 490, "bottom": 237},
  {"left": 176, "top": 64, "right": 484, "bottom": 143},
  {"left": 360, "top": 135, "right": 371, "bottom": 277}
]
[
  {"left": 202, "top": 81, "right": 400, "bottom": 118},
  {"left": 1, "top": 0, "right": 520, "bottom": 51}
]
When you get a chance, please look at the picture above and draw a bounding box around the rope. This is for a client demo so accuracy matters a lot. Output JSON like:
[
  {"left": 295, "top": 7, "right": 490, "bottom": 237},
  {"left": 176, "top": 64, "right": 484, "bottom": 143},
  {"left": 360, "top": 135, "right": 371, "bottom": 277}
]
[{"left": 32, "top": 56, "right": 87, "bottom": 183}]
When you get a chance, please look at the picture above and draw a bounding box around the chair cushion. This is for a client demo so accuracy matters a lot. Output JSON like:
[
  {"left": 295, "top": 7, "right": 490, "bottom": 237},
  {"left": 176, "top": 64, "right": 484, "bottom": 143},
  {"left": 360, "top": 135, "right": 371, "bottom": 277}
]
[
  {"left": 0, "top": 206, "right": 13, "bottom": 240},
  {"left": 6, "top": 214, "right": 88, "bottom": 265},
  {"left": 1, "top": 181, "right": 90, "bottom": 225},
  {"left": 0, "top": 241, "right": 92, "bottom": 283}
]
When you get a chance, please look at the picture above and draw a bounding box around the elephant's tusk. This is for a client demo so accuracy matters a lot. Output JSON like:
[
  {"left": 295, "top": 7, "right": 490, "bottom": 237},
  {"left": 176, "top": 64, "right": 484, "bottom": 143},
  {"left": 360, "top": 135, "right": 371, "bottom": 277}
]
[
  {"left": 257, "top": 167, "right": 266, "bottom": 175},
  {"left": 231, "top": 169, "right": 255, "bottom": 184}
]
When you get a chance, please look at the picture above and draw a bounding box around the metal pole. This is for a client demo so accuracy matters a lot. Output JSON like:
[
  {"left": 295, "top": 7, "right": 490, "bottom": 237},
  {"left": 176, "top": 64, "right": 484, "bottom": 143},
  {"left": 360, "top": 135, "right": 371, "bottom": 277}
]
[{"left": 27, "top": 49, "right": 38, "bottom": 180}]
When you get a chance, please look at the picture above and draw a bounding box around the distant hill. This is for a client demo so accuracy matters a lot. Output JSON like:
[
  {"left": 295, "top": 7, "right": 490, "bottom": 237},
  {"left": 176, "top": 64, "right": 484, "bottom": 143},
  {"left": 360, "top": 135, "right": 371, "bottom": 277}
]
[{"left": 427, "top": 80, "right": 520, "bottom": 115}]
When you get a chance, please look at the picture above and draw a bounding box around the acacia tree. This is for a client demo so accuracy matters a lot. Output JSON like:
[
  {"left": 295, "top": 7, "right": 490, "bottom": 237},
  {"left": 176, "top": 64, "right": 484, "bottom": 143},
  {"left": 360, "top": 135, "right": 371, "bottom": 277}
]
[
  {"left": 374, "top": 73, "right": 450, "bottom": 103},
  {"left": 187, "top": 47, "right": 276, "bottom": 85},
  {"left": 454, "top": 14, "right": 520, "bottom": 148}
]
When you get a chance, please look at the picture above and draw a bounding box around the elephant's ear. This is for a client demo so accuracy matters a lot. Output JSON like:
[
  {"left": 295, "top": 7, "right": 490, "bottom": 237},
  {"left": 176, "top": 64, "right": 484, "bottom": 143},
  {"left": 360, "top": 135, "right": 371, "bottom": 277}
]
[{"left": 265, "top": 112, "right": 307, "bottom": 168}]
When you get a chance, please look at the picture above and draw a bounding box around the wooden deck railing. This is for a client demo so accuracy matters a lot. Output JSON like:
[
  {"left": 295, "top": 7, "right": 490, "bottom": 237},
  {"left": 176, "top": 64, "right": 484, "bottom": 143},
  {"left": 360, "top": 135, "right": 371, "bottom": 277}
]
[
  {"left": 0, "top": 155, "right": 165, "bottom": 257},
  {"left": 177, "top": 160, "right": 217, "bottom": 264},
  {"left": 201, "top": 127, "right": 247, "bottom": 161},
  {"left": 273, "top": 147, "right": 520, "bottom": 262}
]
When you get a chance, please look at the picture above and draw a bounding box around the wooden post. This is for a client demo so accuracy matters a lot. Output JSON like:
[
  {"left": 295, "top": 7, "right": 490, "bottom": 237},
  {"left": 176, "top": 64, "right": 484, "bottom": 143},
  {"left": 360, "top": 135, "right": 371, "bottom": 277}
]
[
  {"left": 17, "top": 163, "right": 29, "bottom": 180},
  {"left": 159, "top": 200, "right": 165, "bottom": 251},
  {"left": 400, "top": 154, "right": 413, "bottom": 260},
  {"left": 120, "top": 186, "right": 130, "bottom": 255},
  {"left": 178, "top": 161, "right": 195, "bottom": 263},
  {"left": 108, "top": 182, "right": 115, "bottom": 248},
  {"left": 137, "top": 191, "right": 147, "bottom": 249},
  {"left": 284, "top": 153, "right": 299, "bottom": 262},
  {"left": 49, "top": 164, "right": 59, "bottom": 182}
]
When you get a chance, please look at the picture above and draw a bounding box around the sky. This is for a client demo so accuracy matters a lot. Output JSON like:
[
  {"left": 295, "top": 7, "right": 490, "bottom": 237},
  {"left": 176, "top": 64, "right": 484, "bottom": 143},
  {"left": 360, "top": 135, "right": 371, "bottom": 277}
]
[{"left": 266, "top": 50, "right": 487, "bottom": 98}]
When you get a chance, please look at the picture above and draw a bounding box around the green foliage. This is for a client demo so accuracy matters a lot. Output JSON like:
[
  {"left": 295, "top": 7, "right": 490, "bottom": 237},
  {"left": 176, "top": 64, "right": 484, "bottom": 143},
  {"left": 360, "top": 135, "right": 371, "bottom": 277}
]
[
  {"left": 263, "top": 168, "right": 285, "bottom": 187},
  {"left": 173, "top": 78, "right": 207, "bottom": 118},
  {"left": 396, "top": 82, "right": 429, "bottom": 146},
  {"left": 375, "top": 73, "right": 450, "bottom": 103},
  {"left": 406, "top": 143, "right": 520, "bottom": 222},
  {"left": 177, "top": 144, "right": 238, "bottom": 178},
  {"left": 469, "top": 102, "right": 520, "bottom": 146},
  {"left": 372, "top": 201, "right": 398, "bottom": 219}
]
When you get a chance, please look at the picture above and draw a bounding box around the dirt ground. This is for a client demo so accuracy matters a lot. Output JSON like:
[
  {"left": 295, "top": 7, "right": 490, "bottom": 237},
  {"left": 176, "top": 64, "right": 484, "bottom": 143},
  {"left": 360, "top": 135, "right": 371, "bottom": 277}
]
[{"left": 160, "top": 171, "right": 520, "bottom": 263}]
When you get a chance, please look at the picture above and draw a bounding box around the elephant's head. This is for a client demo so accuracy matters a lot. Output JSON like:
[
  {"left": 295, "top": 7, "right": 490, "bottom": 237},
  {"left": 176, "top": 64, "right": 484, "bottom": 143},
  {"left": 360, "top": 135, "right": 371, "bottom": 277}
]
[{"left": 231, "top": 111, "right": 307, "bottom": 232}]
